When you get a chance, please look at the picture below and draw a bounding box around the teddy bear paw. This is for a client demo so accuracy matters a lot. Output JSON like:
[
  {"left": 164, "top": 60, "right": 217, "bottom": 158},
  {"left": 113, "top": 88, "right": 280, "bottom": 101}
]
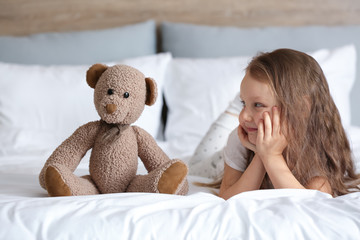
[
  {"left": 45, "top": 166, "right": 72, "bottom": 197},
  {"left": 158, "top": 161, "right": 188, "bottom": 195}
]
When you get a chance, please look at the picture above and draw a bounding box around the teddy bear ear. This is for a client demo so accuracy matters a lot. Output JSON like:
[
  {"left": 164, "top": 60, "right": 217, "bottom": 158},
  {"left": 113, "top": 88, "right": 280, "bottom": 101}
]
[
  {"left": 86, "top": 64, "right": 108, "bottom": 88},
  {"left": 145, "top": 77, "right": 158, "bottom": 106}
]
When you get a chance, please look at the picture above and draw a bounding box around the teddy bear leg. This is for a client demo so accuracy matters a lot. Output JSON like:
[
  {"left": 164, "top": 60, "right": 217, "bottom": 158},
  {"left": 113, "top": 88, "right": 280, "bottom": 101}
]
[
  {"left": 45, "top": 166, "right": 99, "bottom": 196},
  {"left": 157, "top": 161, "right": 189, "bottom": 195},
  {"left": 126, "top": 159, "right": 189, "bottom": 195}
]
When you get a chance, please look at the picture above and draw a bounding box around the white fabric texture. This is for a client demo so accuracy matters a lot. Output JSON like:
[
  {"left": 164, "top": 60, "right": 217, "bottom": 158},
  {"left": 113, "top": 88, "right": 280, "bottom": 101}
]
[
  {"left": 164, "top": 56, "right": 249, "bottom": 159},
  {"left": 188, "top": 113, "right": 237, "bottom": 178},
  {"left": 0, "top": 53, "right": 171, "bottom": 156},
  {"left": 189, "top": 92, "right": 244, "bottom": 178},
  {"left": 1, "top": 156, "right": 360, "bottom": 240}
]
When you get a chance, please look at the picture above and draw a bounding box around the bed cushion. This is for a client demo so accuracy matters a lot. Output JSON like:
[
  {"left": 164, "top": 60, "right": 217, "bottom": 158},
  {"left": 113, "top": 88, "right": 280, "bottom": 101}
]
[
  {"left": 163, "top": 56, "right": 248, "bottom": 158},
  {"left": 161, "top": 21, "right": 360, "bottom": 58},
  {"left": 0, "top": 53, "right": 171, "bottom": 156},
  {"left": 163, "top": 45, "right": 356, "bottom": 158},
  {"left": 161, "top": 22, "right": 360, "bottom": 127},
  {"left": 0, "top": 20, "right": 156, "bottom": 65}
]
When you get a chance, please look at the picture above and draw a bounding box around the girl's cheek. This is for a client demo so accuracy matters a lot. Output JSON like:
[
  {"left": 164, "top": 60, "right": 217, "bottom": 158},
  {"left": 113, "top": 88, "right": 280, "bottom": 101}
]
[
  {"left": 238, "top": 109, "right": 246, "bottom": 124},
  {"left": 255, "top": 108, "right": 274, "bottom": 125},
  {"left": 254, "top": 111, "right": 265, "bottom": 126}
]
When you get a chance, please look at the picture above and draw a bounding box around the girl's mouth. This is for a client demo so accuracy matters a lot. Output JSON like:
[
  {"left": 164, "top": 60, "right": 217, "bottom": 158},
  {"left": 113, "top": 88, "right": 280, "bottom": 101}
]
[{"left": 245, "top": 126, "right": 258, "bottom": 133}]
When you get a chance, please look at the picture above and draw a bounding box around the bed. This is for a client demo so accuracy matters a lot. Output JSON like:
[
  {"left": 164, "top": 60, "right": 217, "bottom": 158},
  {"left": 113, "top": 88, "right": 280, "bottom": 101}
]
[{"left": 1, "top": 1, "right": 360, "bottom": 239}]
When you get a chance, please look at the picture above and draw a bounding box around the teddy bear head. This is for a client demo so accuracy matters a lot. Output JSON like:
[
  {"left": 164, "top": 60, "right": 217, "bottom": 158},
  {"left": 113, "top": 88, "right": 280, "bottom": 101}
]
[{"left": 86, "top": 64, "right": 157, "bottom": 125}]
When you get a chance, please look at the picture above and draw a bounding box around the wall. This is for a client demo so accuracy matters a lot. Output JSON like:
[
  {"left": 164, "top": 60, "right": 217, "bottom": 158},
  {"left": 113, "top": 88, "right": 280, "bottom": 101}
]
[{"left": 0, "top": 0, "right": 359, "bottom": 36}]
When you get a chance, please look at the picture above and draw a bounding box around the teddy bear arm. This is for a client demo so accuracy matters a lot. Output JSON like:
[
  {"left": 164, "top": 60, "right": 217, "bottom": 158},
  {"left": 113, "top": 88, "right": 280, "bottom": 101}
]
[
  {"left": 39, "top": 121, "right": 101, "bottom": 189},
  {"left": 132, "top": 126, "right": 171, "bottom": 172}
]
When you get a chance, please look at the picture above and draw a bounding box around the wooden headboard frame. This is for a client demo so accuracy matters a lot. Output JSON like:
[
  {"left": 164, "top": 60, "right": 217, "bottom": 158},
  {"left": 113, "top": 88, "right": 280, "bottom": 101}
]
[{"left": 1, "top": 0, "right": 360, "bottom": 36}]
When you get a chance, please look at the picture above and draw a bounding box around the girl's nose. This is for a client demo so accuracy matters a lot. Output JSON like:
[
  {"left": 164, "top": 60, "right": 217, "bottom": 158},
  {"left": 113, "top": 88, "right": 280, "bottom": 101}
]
[{"left": 239, "top": 108, "right": 251, "bottom": 122}]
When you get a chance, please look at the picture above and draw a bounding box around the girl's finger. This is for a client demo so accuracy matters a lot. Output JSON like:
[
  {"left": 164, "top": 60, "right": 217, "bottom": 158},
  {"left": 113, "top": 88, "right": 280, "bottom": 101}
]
[
  {"left": 272, "top": 106, "right": 280, "bottom": 135},
  {"left": 263, "top": 111, "right": 272, "bottom": 138},
  {"left": 257, "top": 119, "right": 264, "bottom": 142}
]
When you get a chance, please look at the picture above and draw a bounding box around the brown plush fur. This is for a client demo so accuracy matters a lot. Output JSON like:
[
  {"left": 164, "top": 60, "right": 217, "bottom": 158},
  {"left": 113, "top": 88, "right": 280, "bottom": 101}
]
[
  {"left": 145, "top": 77, "right": 157, "bottom": 106},
  {"left": 39, "top": 64, "right": 188, "bottom": 196},
  {"left": 86, "top": 63, "right": 108, "bottom": 88}
]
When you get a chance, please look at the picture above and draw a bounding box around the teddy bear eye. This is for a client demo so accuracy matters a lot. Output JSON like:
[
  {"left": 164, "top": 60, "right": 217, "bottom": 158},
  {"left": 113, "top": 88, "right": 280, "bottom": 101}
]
[
  {"left": 123, "top": 92, "right": 130, "bottom": 98},
  {"left": 107, "top": 89, "right": 114, "bottom": 95}
]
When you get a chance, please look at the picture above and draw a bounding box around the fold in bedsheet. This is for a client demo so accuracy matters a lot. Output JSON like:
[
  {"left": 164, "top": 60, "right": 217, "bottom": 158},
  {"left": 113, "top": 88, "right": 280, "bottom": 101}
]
[
  {"left": 0, "top": 157, "right": 360, "bottom": 240},
  {"left": 1, "top": 189, "right": 360, "bottom": 239}
]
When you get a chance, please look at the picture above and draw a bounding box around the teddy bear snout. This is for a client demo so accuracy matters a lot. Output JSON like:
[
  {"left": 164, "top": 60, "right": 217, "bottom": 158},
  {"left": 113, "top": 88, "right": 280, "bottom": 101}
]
[{"left": 106, "top": 104, "right": 117, "bottom": 114}]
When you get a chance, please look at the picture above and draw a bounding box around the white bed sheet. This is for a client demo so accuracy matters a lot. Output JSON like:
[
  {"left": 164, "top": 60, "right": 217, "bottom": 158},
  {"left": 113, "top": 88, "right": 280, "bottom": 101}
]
[{"left": 1, "top": 154, "right": 360, "bottom": 240}]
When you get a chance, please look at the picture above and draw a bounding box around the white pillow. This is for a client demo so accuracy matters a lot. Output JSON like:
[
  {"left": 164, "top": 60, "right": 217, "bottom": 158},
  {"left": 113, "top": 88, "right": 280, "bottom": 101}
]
[
  {"left": 163, "top": 56, "right": 249, "bottom": 158},
  {"left": 311, "top": 45, "right": 356, "bottom": 127},
  {"left": 163, "top": 45, "right": 357, "bottom": 158},
  {"left": 346, "top": 126, "right": 360, "bottom": 174},
  {"left": 0, "top": 53, "right": 172, "bottom": 155}
]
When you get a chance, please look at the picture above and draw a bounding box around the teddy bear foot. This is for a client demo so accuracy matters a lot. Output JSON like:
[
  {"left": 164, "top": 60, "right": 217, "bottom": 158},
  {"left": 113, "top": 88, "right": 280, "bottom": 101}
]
[
  {"left": 158, "top": 161, "right": 188, "bottom": 195},
  {"left": 45, "top": 166, "right": 72, "bottom": 197}
]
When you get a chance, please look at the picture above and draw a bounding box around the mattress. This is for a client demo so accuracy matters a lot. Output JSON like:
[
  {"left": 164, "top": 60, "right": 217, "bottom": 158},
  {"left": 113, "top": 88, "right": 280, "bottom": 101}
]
[{"left": 1, "top": 153, "right": 360, "bottom": 240}]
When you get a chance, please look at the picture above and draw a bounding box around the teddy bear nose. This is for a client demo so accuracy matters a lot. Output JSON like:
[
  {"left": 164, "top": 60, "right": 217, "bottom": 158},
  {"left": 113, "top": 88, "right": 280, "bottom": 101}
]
[{"left": 106, "top": 104, "right": 117, "bottom": 114}]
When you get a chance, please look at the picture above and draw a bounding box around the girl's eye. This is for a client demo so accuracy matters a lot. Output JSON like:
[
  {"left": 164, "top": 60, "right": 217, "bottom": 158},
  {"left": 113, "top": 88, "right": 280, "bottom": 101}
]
[
  {"left": 240, "top": 100, "right": 245, "bottom": 107},
  {"left": 254, "top": 102, "right": 264, "bottom": 107}
]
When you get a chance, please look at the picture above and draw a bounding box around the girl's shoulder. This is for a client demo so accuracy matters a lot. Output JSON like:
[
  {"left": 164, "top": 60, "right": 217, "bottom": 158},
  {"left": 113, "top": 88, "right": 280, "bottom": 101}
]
[{"left": 223, "top": 128, "right": 248, "bottom": 171}]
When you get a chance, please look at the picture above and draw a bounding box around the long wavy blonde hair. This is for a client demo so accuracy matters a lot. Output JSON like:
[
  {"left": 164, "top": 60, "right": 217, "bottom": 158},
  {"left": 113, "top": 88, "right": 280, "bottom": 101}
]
[{"left": 203, "top": 49, "right": 360, "bottom": 196}]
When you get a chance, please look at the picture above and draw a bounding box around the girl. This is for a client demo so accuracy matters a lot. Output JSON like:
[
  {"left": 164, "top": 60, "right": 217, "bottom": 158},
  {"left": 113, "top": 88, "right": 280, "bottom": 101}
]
[{"left": 218, "top": 48, "right": 360, "bottom": 199}]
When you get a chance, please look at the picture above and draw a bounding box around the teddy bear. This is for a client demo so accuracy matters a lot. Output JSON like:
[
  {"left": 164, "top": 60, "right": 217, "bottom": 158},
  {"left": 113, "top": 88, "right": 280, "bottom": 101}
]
[{"left": 39, "top": 63, "right": 189, "bottom": 196}]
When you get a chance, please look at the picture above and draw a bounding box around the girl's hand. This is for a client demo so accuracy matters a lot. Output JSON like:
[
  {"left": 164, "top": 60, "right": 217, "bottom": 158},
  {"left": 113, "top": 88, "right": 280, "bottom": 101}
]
[
  {"left": 256, "top": 106, "right": 287, "bottom": 161},
  {"left": 237, "top": 125, "right": 256, "bottom": 152}
]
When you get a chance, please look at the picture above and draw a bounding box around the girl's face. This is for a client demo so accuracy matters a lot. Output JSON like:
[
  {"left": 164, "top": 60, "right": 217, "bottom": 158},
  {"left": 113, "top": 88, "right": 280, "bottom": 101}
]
[{"left": 239, "top": 72, "right": 279, "bottom": 145}]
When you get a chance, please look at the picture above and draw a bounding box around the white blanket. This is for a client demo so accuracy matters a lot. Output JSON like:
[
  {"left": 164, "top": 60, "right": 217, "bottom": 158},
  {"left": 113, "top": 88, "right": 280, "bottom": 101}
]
[{"left": 1, "top": 156, "right": 360, "bottom": 240}]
